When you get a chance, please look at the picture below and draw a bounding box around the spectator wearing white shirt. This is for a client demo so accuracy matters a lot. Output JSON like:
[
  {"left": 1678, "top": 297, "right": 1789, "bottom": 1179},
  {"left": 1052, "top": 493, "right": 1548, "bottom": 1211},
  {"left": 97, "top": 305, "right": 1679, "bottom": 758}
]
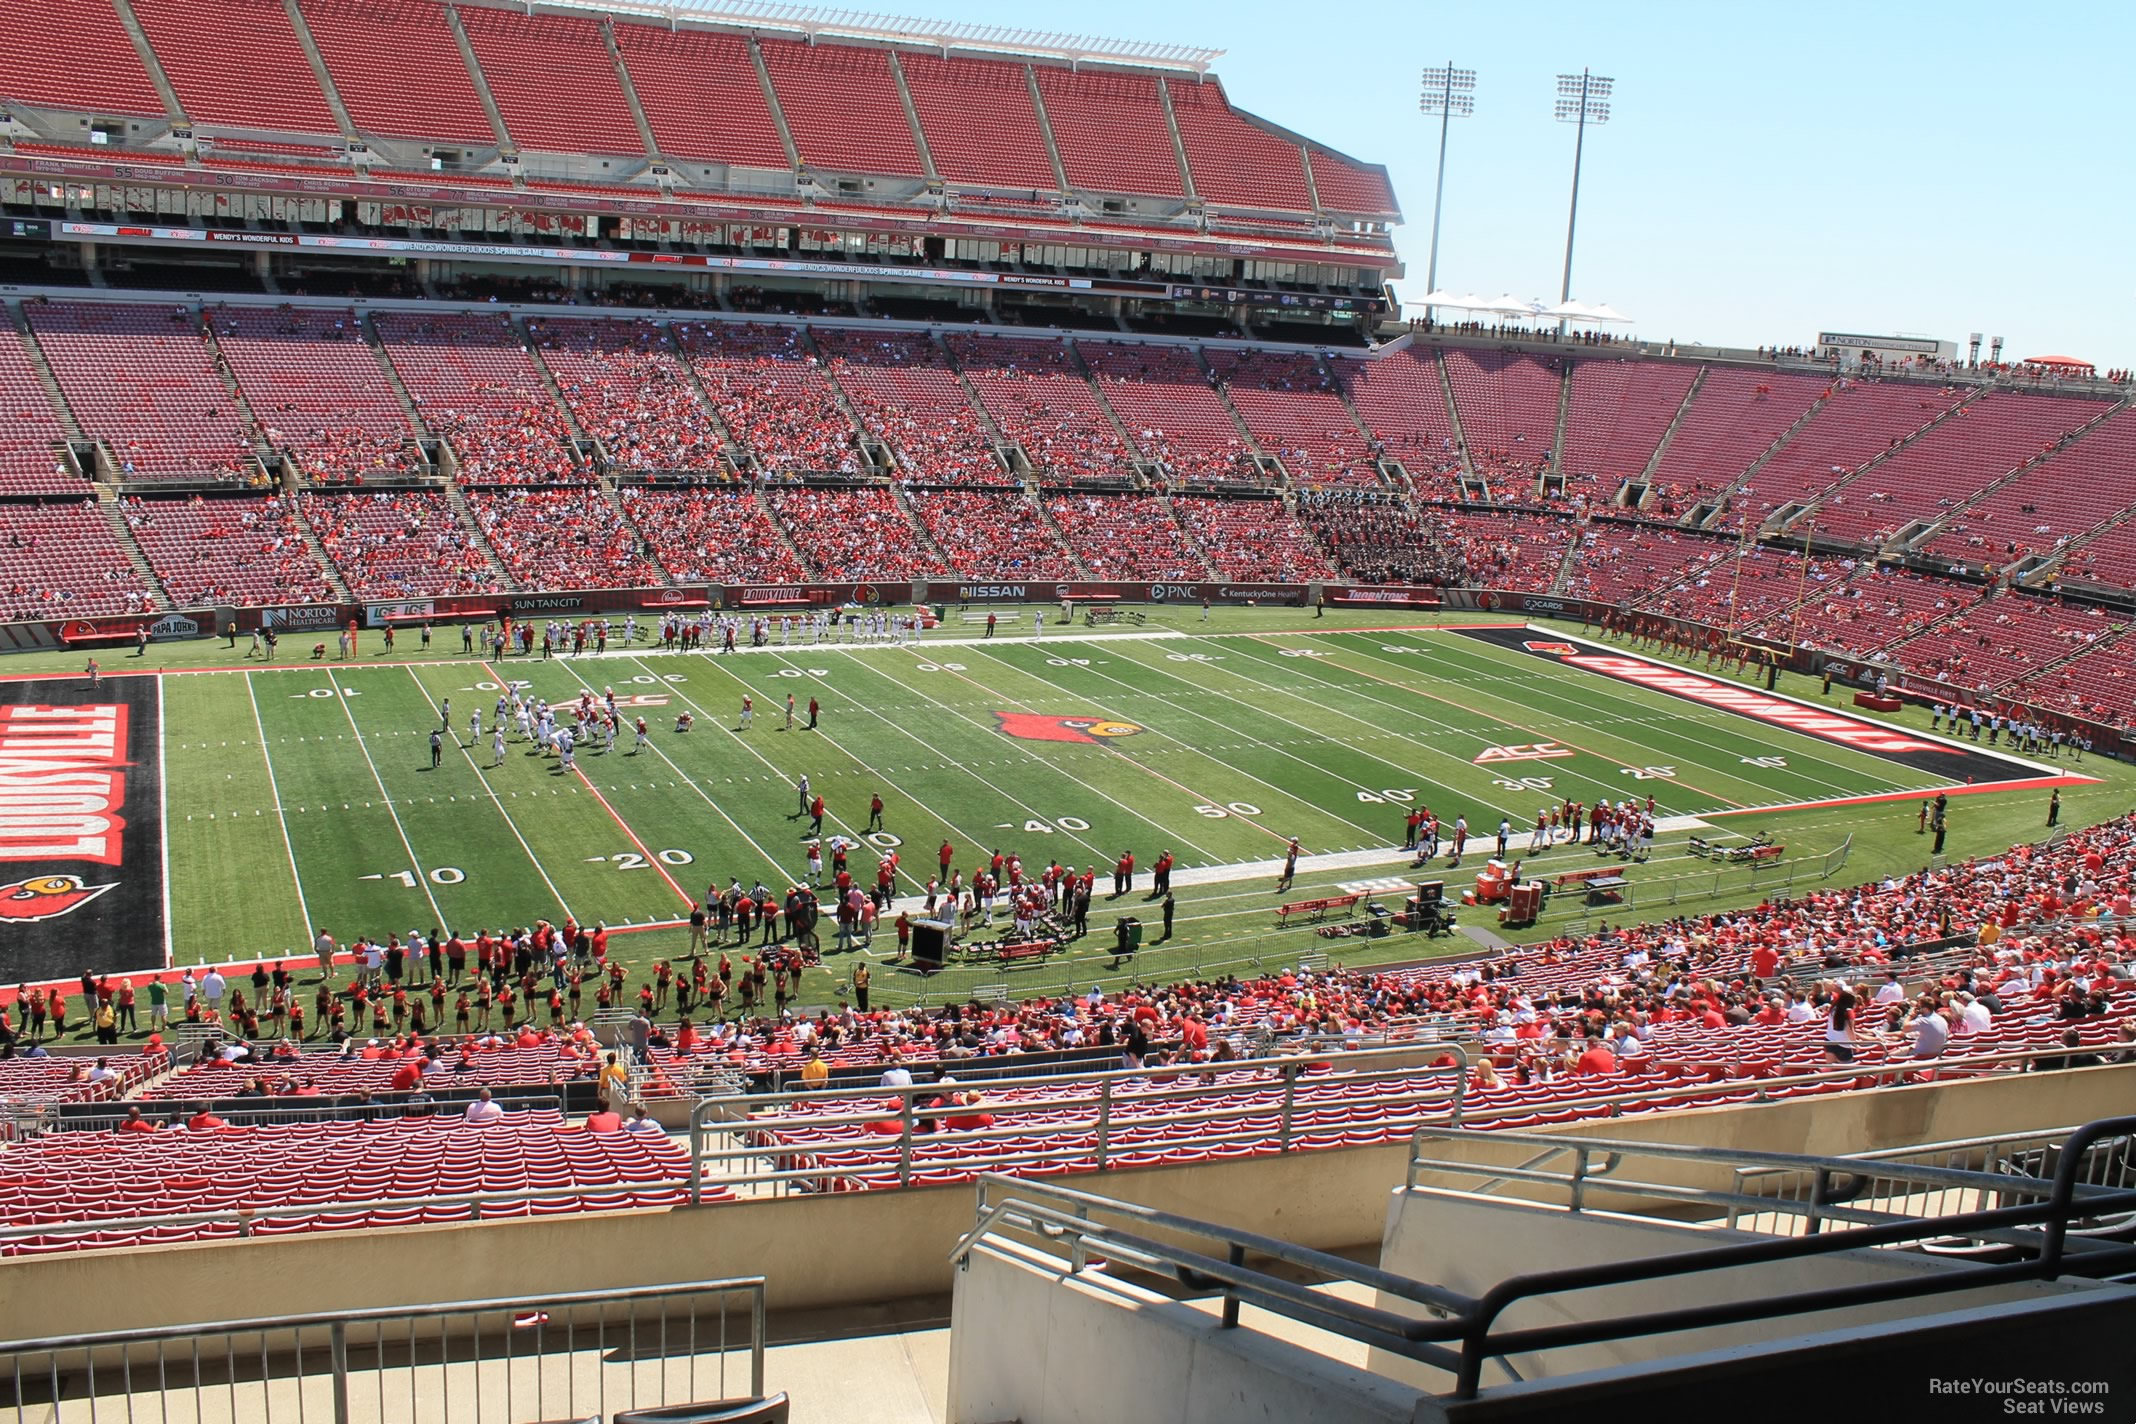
[
  {"left": 1954, "top": 992, "right": 1992, "bottom": 1037},
  {"left": 464, "top": 1088, "right": 504, "bottom": 1124}
]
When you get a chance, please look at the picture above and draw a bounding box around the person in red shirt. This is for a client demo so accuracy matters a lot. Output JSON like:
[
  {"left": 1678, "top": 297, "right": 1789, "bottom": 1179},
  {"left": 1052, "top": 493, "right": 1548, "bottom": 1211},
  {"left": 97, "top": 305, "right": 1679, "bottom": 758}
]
[
  {"left": 388, "top": 1057, "right": 424, "bottom": 1092},
  {"left": 1574, "top": 1037, "right": 1617, "bottom": 1075},
  {"left": 1113, "top": 851, "right": 1135, "bottom": 898}
]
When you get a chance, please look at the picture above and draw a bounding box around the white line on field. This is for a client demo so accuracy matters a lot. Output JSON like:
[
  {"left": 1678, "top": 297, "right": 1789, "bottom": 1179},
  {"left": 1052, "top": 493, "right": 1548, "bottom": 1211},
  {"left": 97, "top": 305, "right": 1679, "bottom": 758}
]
[
  {"left": 244, "top": 670, "right": 312, "bottom": 940},
  {"left": 327, "top": 669, "right": 446, "bottom": 927}
]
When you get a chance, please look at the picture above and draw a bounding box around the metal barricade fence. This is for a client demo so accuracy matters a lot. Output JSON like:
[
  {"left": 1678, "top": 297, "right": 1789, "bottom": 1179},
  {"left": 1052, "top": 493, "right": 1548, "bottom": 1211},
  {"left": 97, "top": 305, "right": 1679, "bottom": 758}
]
[
  {"left": 687, "top": 1043, "right": 1470, "bottom": 1197},
  {"left": 0, "top": 1278, "right": 767, "bottom": 1424}
]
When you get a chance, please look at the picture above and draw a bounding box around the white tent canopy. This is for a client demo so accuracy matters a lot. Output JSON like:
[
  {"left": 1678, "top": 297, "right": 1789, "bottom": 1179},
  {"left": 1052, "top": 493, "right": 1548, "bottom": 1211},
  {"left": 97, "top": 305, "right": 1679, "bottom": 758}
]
[
  {"left": 1541, "top": 299, "right": 1635, "bottom": 324},
  {"left": 1416, "top": 291, "right": 1496, "bottom": 311}
]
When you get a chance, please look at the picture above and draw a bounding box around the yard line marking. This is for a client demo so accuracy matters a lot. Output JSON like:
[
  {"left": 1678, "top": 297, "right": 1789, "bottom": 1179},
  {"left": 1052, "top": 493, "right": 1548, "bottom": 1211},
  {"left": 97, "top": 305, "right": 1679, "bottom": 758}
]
[
  {"left": 749, "top": 652, "right": 1018, "bottom": 873},
  {"left": 401, "top": 666, "right": 574, "bottom": 923},
  {"left": 243, "top": 670, "right": 312, "bottom": 941},
  {"left": 575, "top": 660, "right": 796, "bottom": 886},
  {"left": 1234, "top": 634, "right": 1750, "bottom": 813},
  {"left": 1302, "top": 634, "right": 1764, "bottom": 811},
  {"left": 326, "top": 669, "right": 446, "bottom": 927},
  {"left": 571, "top": 766, "right": 693, "bottom": 907},
  {"left": 655, "top": 653, "right": 998, "bottom": 890},
  {"left": 968, "top": 643, "right": 1396, "bottom": 845},
  {"left": 477, "top": 659, "right": 700, "bottom": 906},
  {"left": 875, "top": 647, "right": 1229, "bottom": 860},
  {"left": 1103, "top": 636, "right": 1536, "bottom": 823},
  {"left": 1386, "top": 631, "right": 1876, "bottom": 801}
]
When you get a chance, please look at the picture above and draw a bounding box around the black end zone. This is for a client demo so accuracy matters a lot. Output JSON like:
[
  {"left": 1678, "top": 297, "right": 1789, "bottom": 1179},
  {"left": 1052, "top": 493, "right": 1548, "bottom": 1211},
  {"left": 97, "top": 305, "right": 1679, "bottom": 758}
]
[
  {"left": 1452, "top": 626, "right": 2064, "bottom": 789},
  {"left": 0, "top": 674, "right": 165, "bottom": 983}
]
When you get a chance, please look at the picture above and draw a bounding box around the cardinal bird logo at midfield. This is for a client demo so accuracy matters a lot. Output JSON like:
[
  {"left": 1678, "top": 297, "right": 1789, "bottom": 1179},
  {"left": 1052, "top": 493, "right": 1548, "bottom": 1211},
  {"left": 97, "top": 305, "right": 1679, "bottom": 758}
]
[
  {"left": 993, "top": 713, "right": 1145, "bottom": 745},
  {"left": 0, "top": 874, "right": 117, "bottom": 923}
]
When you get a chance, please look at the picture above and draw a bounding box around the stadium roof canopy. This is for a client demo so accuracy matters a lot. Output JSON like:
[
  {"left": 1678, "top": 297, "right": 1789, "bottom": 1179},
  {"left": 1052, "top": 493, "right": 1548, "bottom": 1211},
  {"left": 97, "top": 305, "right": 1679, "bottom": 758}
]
[{"left": 543, "top": 0, "right": 1226, "bottom": 73}]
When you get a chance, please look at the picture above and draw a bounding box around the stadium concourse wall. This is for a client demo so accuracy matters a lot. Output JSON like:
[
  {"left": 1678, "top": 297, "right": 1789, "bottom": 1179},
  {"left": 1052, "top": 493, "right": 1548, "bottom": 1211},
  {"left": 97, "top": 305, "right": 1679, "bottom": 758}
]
[{"left": 0, "top": 1064, "right": 2128, "bottom": 1343}]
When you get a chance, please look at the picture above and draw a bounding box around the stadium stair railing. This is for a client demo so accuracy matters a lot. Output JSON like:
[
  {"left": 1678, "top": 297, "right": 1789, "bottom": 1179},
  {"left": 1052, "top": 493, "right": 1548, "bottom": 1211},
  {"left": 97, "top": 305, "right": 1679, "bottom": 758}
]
[{"left": 0, "top": 1277, "right": 770, "bottom": 1423}]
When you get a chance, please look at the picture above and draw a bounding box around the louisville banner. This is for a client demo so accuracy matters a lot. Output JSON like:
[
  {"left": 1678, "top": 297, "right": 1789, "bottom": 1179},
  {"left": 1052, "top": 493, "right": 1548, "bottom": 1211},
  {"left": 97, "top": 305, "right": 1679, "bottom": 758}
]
[
  {"left": 0, "top": 673, "right": 165, "bottom": 982},
  {"left": 993, "top": 713, "right": 1145, "bottom": 745}
]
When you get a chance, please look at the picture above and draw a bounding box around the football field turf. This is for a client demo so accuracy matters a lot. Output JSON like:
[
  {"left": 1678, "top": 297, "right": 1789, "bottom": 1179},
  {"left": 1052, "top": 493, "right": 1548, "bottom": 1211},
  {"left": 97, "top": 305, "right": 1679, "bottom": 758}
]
[{"left": 68, "top": 614, "right": 2087, "bottom": 1010}]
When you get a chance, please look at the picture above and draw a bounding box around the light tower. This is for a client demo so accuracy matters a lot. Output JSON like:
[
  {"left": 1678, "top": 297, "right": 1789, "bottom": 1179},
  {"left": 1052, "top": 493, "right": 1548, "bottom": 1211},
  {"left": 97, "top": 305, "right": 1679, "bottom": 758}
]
[
  {"left": 1553, "top": 69, "right": 1614, "bottom": 334},
  {"left": 1417, "top": 64, "right": 1475, "bottom": 324}
]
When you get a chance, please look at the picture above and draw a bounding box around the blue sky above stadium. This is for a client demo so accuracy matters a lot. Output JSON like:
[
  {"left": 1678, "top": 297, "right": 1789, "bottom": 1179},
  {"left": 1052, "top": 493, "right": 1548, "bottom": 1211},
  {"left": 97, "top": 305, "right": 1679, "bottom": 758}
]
[{"left": 913, "top": 0, "right": 2131, "bottom": 366}]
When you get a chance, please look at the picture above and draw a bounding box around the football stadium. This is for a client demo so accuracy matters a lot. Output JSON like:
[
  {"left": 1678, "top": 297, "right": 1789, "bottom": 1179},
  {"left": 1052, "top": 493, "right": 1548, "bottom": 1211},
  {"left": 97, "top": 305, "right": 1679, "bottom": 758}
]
[{"left": 0, "top": 0, "right": 2131, "bottom": 1418}]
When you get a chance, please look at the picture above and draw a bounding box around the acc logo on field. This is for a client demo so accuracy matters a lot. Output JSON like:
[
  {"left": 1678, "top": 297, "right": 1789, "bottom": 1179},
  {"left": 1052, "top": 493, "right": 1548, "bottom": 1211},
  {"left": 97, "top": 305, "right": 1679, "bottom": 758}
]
[
  {"left": 994, "top": 713, "right": 1145, "bottom": 745},
  {"left": 0, "top": 874, "right": 116, "bottom": 922},
  {"left": 1474, "top": 742, "right": 1574, "bottom": 765}
]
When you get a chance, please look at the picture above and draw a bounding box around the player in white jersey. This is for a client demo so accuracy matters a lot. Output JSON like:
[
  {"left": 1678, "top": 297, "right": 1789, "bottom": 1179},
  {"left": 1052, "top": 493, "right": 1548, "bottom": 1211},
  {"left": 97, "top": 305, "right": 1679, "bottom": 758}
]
[
  {"left": 633, "top": 716, "right": 650, "bottom": 754},
  {"left": 515, "top": 704, "right": 534, "bottom": 741},
  {"left": 469, "top": 708, "right": 481, "bottom": 743},
  {"left": 558, "top": 727, "right": 576, "bottom": 770},
  {"left": 624, "top": 615, "right": 637, "bottom": 646},
  {"left": 492, "top": 726, "right": 507, "bottom": 767}
]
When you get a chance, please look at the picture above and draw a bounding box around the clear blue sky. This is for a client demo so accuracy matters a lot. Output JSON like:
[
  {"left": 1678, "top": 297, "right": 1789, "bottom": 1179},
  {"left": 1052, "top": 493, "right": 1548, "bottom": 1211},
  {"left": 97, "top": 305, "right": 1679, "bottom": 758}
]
[{"left": 899, "top": 0, "right": 2133, "bottom": 366}]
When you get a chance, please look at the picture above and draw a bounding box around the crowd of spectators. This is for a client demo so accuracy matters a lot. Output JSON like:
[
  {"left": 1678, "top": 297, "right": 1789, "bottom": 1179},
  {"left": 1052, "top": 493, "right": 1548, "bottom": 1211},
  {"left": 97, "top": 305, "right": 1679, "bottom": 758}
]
[
  {"left": 302, "top": 491, "right": 503, "bottom": 600},
  {"left": 675, "top": 323, "right": 863, "bottom": 477},
  {"left": 815, "top": 331, "right": 1009, "bottom": 487},
  {"left": 765, "top": 488, "right": 948, "bottom": 582},
  {"left": 948, "top": 335, "right": 1140, "bottom": 484},
  {"left": 122, "top": 495, "right": 334, "bottom": 608},
  {"left": 292, "top": 428, "right": 425, "bottom": 485},
  {"left": 467, "top": 489, "right": 664, "bottom": 590},
  {"left": 1436, "top": 508, "right": 1576, "bottom": 591},
  {"left": 527, "top": 318, "right": 727, "bottom": 476},
  {"left": 1043, "top": 494, "right": 1209, "bottom": 581},
  {"left": 432, "top": 399, "right": 585, "bottom": 485},
  {"left": 908, "top": 491, "right": 1080, "bottom": 579},
  {"left": 620, "top": 488, "right": 812, "bottom": 585},
  {"left": 1562, "top": 521, "right": 1736, "bottom": 608},
  {"left": 1299, "top": 490, "right": 1463, "bottom": 584},
  {"left": 1171, "top": 496, "right": 1334, "bottom": 581}
]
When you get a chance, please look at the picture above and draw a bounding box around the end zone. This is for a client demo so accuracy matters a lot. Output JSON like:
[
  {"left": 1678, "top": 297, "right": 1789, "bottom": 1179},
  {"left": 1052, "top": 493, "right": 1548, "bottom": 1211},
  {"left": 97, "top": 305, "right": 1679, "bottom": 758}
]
[{"left": 1452, "top": 624, "right": 2097, "bottom": 796}]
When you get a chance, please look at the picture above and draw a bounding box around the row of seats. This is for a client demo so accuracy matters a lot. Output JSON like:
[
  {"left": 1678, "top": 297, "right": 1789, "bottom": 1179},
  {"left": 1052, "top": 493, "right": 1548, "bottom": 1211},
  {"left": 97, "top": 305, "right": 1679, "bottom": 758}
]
[
  {"left": 0, "top": 1112, "right": 713, "bottom": 1254},
  {"left": 4, "top": 0, "right": 1395, "bottom": 215},
  {"left": 17, "top": 307, "right": 2124, "bottom": 558}
]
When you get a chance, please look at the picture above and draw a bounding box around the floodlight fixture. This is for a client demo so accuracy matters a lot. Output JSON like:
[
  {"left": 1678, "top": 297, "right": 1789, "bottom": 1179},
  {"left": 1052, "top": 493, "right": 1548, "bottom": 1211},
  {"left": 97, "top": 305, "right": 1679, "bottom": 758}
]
[
  {"left": 1552, "top": 70, "right": 1615, "bottom": 330},
  {"left": 1417, "top": 64, "right": 1477, "bottom": 321}
]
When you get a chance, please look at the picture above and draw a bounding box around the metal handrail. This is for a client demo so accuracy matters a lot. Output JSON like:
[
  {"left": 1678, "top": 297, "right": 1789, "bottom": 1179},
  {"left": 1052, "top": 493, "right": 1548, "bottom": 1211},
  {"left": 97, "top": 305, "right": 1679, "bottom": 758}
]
[
  {"left": 949, "top": 1172, "right": 1480, "bottom": 1372},
  {"left": 1447, "top": 1040, "right": 2124, "bottom": 1128},
  {"left": 687, "top": 1042, "right": 1468, "bottom": 1198},
  {"left": 0, "top": 1276, "right": 769, "bottom": 1417},
  {"left": 948, "top": 1120, "right": 2136, "bottom": 1406},
  {"left": 1434, "top": 1116, "right": 2136, "bottom": 1398}
]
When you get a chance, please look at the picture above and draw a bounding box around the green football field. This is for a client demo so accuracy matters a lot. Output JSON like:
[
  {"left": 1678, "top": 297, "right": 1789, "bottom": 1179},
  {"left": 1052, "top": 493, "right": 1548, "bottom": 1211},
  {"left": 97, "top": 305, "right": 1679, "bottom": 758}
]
[
  {"left": 102, "top": 610, "right": 2104, "bottom": 1012},
  {"left": 9, "top": 606, "right": 2124, "bottom": 1028}
]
